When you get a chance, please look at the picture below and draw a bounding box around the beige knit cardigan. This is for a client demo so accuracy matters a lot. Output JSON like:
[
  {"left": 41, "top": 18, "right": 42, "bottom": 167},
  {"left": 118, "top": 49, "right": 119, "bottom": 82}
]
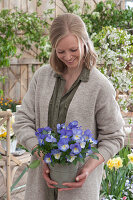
[{"left": 13, "top": 65, "right": 125, "bottom": 200}]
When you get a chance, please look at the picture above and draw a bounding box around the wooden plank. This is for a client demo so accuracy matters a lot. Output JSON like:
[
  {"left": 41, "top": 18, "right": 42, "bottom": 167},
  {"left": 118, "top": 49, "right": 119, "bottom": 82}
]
[
  {"left": 28, "top": 64, "right": 34, "bottom": 86},
  {"left": 21, "top": 0, "right": 28, "bottom": 12},
  {"left": 56, "top": 0, "right": 66, "bottom": 16},
  {"left": 28, "top": 0, "right": 37, "bottom": 13},
  {"left": 10, "top": 0, "right": 21, "bottom": 10},
  {"left": 20, "top": 65, "right": 28, "bottom": 100},
  {"left": 9, "top": 65, "right": 20, "bottom": 101},
  {"left": 10, "top": 58, "right": 43, "bottom": 65},
  {"left": 3, "top": 0, "right": 9, "bottom": 9},
  {"left": 37, "top": 0, "right": 51, "bottom": 16},
  {"left": 0, "top": 0, "right": 4, "bottom": 10},
  {"left": 3, "top": 67, "right": 9, "bottom": 98}
]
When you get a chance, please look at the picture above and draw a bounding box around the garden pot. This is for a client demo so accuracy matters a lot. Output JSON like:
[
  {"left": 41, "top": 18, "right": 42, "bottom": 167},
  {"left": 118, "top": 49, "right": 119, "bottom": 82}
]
[
  {"left": 48, "top": 162, "right": 79, "bottom": 188},
  {"left": 1, "top": 138, "right": 17, "bottom": 153}
]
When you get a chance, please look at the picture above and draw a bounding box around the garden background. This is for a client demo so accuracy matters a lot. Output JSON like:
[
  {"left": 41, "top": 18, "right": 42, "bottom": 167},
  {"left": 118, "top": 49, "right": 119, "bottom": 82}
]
[{"left": 0, "top": 0, "right": 133, "bottom": 200}]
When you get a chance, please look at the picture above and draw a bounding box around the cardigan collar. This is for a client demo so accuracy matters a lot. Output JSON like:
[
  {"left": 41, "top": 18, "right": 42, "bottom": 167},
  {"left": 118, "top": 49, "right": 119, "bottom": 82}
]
[{"left": 54, "top": 66, "right": 90, "bottom": 82}]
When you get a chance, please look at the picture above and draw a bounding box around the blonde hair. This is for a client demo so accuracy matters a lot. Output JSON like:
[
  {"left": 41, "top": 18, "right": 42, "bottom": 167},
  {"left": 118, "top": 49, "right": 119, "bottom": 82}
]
[{"left": 49, "top": 13, "right": 97, "bottom": 74}]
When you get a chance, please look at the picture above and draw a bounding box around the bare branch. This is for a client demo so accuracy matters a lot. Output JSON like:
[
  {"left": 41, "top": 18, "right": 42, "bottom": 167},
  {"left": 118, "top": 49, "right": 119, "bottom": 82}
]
[{"left": 93, "top": 0, "right": 98, "bottom": 5}]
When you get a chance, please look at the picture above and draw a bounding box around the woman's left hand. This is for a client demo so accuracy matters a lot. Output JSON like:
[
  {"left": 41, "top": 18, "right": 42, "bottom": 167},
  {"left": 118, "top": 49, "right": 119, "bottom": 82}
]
[
  {"left": 58, "top": 153, "right": 104, "bottom": 191},
  {"left": 58, "top": 166, "right": 89, "bottom": 191}
]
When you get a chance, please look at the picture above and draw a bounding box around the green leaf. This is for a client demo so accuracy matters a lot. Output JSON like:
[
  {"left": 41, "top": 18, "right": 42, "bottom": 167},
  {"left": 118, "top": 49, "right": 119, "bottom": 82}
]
[
  {"left": 0, "top": 154, "right": 2, "bottom": 159},
  {"left": 28, "top": 160, "right": 41, "bottom": 169},
  {"left": 89, "top": 154, "right": 99, "bottom": 160},
  {"left": 11, "top": 167, "right": 29, "bottom": 192},
  {"left": 91, "top": 147, "right": 99, "bottom": 153}
]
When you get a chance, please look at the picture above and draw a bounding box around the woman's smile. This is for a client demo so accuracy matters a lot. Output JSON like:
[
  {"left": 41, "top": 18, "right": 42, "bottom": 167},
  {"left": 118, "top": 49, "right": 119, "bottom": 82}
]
[{"left": 56, "top": 34, "right": 84, "bottom": 69}]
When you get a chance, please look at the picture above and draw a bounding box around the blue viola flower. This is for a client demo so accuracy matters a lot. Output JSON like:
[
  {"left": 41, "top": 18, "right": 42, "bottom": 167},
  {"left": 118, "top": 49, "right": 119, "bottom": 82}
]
[
  {"left": 65, "top": 129, "right": 73, "bottom": 137},
  {"left": 67, "top": 121, "right": 78, "bottom": 129},
  {"left": 76, "top": 137, "right": 86, "bottom": 148},
  {"left": 51, "top": 149, "right": 62, "bottom": 160},
  {"left": 60, "top": 128, "right": 66, "bottom": 135},
  {"left": 44, "top": 126, "right": 52, "bottom": 132},
  {"left": 72, "top": 128, "right": 82, "bottom": 141},
  {"left": 44, "top": 153, "right": 52, "bottom": 164},
  {"left": 57, "top": 139, "right": 69, "bottom": 152},
  {"left": 40, "top": 134, "right": 46, "bottom": 139},
  {"left": 37, "top": 128, "right": 44, "bottom": 133},
  {"left": 60, "top": 130, "right": 72, "bottom": 141},
  {"left": 66, "top": 154, "right": 76, "bottom": 162},
  {"left": 45, "top": 135, "right": 57, "bottom": 142},
  {"left": 35, "top": 131, "right": 40, "bottom": 137},
  {"left": 38, "top": 138, "right": 44, "bottom": 146},
  {"left": 57, "top": 123, "right": 65, "bottom": 133},
  {"left": 86, "top": 149, "right": 93, "bottom": 157},
  {"left": 80, "top": 141, "right": 86, "bottom": 148},
  {"left": 88, "top": 143, "right": 91, "bottom": 150},
  {"left": 90, "top": 137, "right": 98, "bottom": 144},
  {"left": 83, "top": 129, "right": 92, "bottom": 141},
  {"left": 70, "top": 143, "right": 82, "bottom": 155}
]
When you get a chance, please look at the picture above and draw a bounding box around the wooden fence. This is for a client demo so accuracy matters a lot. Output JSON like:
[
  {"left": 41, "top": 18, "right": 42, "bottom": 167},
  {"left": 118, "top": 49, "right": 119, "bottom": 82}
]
[{"left": 0, "top": 58, "right": 43, "bottom": 101}]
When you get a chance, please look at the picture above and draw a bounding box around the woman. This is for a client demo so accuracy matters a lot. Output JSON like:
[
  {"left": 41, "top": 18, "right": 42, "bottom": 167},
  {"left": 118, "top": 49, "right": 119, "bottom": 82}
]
[{"left": 13, "top": 13, "right": 125, "bottom": 200}]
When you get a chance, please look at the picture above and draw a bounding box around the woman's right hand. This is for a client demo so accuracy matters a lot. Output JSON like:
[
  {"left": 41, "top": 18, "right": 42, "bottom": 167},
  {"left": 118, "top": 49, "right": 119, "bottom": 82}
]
[
  {"left": 42, "top": 162, "right": 58, "bottom": 188},
  {"left": 33, "top": 147, "right": 58, "bottom": 188}
]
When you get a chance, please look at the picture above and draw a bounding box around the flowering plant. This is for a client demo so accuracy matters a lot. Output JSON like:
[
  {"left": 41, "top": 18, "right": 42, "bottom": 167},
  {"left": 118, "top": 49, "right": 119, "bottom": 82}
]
[
  {"left": 100, "top": 147, "right": 133, "bottom": 200},
  {"left": 0, "top": 97, "right": 21, "bottom": 112},
  {"left": 0, "top": 114, "right": 15, "bottom": 141},
  {"left": 35, "top": 121, "right": 99, "bottom": 166}
]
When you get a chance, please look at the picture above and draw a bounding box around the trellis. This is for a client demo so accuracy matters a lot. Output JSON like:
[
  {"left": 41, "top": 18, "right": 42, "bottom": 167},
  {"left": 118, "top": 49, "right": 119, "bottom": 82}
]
[{"left": 0, "top": 111, "right": 31, "bottom": 200}]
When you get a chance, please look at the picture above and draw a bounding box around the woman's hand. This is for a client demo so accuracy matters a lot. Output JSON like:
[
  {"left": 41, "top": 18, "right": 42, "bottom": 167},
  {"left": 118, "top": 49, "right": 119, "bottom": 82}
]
[
  {"left": 42, "top": 162, "right": 58, "bottom": 188},
  {"left": 32, "top": 145, "right": 58, "bottom": 188},
  {"left": 58, "top": 164, "right": 89, "bottom": 191},
  {"left": 58, "top": 153, "right": 104, "bottom": 192}
]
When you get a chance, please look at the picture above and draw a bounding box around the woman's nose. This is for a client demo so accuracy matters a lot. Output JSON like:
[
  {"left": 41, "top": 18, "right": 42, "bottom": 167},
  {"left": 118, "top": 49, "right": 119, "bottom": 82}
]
[{"left": 64, "top": 52, "right": 72, "bottom": 60}]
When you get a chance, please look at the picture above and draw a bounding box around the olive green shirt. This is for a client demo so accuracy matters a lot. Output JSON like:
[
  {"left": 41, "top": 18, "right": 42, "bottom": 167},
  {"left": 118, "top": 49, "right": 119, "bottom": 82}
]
[{"left": 48, "top": 67, "right": 90, "bottom": 131}]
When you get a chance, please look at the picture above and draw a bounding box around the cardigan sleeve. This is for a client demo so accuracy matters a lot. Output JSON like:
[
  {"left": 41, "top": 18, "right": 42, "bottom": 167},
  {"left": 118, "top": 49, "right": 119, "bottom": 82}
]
[
  {"left": 13, "top": 69, "right": 40, "bottom": 152},
  {"left": 95, "top": 81, "right": 125, "bottom": 163}
]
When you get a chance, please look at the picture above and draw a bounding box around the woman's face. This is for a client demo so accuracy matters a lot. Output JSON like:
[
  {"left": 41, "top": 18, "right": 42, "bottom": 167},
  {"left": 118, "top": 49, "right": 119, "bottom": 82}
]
[{"left": 56, "top": 34, "right": 84, "bottom": 69}]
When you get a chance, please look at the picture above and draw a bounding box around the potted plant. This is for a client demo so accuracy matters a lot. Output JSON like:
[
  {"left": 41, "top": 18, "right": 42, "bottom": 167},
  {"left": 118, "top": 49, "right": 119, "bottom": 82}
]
[{"left": 35, "top": 120, "right": 99, "bottom": 188}]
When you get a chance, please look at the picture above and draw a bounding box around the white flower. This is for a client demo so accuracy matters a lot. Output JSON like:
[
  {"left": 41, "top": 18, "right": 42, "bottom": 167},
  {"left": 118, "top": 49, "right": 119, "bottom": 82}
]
[{"left": 124, "top": 127, "right": 132, "bottom": 135}]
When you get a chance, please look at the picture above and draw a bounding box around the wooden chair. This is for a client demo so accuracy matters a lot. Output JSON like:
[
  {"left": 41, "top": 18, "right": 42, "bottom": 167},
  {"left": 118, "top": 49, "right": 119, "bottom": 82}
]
[{"left": 0, "top": 111, "right": 31, "bottom": 200}]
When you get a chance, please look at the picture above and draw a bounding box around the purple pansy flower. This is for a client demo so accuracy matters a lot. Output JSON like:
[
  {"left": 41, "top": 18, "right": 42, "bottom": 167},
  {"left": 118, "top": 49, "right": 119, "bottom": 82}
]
[
  {"left": 90, "top": 137, "right": 98, "bottom": 144},
  {"left": 45, "top": 135, "right": 57, "bottom": 142},
  {"left": 66, "top": 153, "right": 76, "bottom": 162},
  {"left": 57, "top": 123, "right": 65, "bottom": 133},
  {"left": 83, "top": 129, "right": 92, "bottom": 141},
  {"left": 51, "top": 149, "right": 62, "bottom": 160},
  {"left": 70, "top": 143, "right": 82, "bottom": 154},
  {"left": 44, "top": 126, "right": 52, "bottom": 132},
  {"left": 57, "top": 138, "right": 69, "bottom": 152},
  {"left": 72, "top": 128, "right": 83, "bottom": 141},
  {"left": 44, "top": 153, "right": 52, "bottom": 163},
  {"left": 38, "top": 138, "right": 44, "bottom": 146},
  {"left": 67, "top": 121, "right": 78, "bottom": 129}
]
